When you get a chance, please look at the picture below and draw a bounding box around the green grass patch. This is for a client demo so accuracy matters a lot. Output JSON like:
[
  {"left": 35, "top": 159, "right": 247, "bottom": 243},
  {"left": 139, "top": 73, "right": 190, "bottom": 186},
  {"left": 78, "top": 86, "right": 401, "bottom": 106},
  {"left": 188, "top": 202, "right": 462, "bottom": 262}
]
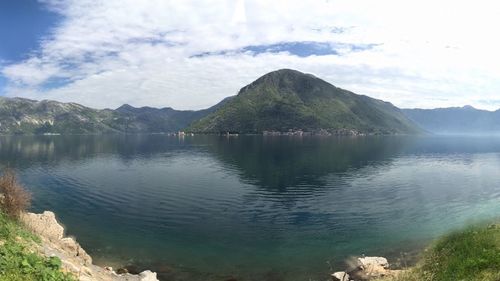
[
  {"left": 0, "top": 211, "right": 75, "bottom": 281},
  {"left": 380, "top": 223, "right": 500, "bottom": 281}
]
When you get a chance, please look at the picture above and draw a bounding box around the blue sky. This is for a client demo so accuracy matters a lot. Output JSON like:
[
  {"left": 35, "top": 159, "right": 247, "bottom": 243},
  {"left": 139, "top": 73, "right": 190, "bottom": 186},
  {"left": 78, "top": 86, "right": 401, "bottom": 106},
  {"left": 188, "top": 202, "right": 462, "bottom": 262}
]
[
  {"left": 193, "top": 42, "right": 379, "bottom": 58},
  {"left": 0, "top": 0, "right": 61, "bottom": 94},
  {"left": 0, "top": 0, "right": 60, "bottom": 63},
  {"left": 1, "top": 0, "right": 500, "bottom": 110}
]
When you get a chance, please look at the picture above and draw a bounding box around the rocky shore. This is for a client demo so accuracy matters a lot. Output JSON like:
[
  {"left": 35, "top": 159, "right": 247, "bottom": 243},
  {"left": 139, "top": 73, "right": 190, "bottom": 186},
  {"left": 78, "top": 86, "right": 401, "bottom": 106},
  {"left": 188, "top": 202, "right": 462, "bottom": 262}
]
[
  {"left": 331, "top": 256, "right": 403, "bottom": 281},
  {"left": 20, "top": 211, "right": 159, "bottom": 281}
]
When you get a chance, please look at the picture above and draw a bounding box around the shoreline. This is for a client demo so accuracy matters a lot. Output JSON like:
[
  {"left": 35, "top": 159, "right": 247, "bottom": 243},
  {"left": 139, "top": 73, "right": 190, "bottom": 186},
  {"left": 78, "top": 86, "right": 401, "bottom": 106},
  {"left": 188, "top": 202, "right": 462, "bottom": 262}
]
[
  {"left": 14, "top": 209, "right": 500, "bottom": 281},
  {"left": 19, "top": 210, "right": 406, "bottom": 281},
  {"left": 20, "top": 210, "right": 159, "bottom": 281}
]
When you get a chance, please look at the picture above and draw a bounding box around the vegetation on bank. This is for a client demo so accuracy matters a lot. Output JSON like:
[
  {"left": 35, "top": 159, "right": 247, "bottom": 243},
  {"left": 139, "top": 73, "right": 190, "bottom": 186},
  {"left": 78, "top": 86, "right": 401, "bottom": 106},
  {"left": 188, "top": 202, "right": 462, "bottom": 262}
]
[
  {"left": 0, "top": 170, "right": 75, "bottom": 281},
  {"left": 380, "top": 223, "right": 500, "bottom": 281}
]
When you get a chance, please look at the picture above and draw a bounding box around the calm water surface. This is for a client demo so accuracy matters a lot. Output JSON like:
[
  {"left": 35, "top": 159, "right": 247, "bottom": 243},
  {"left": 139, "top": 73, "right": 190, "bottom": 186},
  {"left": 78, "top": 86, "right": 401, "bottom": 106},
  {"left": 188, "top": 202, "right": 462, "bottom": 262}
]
[{"left": 1, "top": 135, "right": 499, "bottom": 281}]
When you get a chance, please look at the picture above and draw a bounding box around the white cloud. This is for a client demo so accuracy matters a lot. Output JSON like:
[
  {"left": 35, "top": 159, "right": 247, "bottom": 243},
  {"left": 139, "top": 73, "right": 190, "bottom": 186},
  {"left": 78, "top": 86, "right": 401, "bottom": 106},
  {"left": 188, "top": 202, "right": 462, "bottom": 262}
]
[{"left": 2, "top": 0, "right": 500, "bottom": 110}]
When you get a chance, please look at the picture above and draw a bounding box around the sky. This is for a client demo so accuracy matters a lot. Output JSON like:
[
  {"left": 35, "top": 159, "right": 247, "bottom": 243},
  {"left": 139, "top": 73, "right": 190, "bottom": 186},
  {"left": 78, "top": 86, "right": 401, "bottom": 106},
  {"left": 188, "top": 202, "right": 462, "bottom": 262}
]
[{"left": 1, "top": 0, "right": 500, "bottom": 110}]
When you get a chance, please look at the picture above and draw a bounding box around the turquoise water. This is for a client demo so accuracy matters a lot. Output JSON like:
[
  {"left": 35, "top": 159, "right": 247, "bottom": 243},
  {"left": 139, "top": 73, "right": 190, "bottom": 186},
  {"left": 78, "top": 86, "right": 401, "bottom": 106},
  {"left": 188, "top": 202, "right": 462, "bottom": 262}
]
[{"left": 1, "top": 135, "right": 499, "bottom": 280}]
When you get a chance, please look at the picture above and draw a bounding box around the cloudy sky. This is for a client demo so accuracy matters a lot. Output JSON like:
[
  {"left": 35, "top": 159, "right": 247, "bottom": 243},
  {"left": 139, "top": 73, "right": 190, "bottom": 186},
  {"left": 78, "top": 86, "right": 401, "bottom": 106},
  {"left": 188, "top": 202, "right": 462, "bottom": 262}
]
[{"left": 1, "top": 0, "right": 500, "bottom": 110}]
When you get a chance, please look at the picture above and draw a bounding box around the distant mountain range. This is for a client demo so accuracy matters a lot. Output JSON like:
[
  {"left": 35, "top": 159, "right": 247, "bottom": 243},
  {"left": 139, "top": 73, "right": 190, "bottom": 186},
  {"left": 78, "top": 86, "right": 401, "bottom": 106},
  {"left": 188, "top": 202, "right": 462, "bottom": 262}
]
[
  {"left": 10, "top": 69, "right": 498, "bottom": 135},
  {"left": 403, "top": 106, "right": 500, "bottom": 134},
  {"left": 0, "top": 96, "right": 230, "bottom": 135}
]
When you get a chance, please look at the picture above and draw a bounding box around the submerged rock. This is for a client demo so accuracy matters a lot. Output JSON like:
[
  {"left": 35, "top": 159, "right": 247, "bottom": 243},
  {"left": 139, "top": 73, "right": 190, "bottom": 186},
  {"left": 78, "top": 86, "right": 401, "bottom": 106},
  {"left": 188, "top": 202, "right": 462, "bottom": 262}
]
[{"left": 116, "top": 268, "right": 129, "bottom": 274}]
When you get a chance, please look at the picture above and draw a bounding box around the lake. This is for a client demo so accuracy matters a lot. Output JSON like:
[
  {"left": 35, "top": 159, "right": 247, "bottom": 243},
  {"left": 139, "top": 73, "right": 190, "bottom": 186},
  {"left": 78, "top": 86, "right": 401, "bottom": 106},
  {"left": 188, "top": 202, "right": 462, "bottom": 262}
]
[{"left": 1, "top": 135, "right": 499, "bottom": 281}]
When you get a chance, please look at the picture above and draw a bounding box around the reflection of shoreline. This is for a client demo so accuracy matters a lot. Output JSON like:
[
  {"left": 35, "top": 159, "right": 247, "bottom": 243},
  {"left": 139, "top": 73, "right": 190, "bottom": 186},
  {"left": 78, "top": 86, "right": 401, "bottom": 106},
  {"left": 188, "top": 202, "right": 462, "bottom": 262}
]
[
  {"left": 204, "top": 135, "right": 409, "bottom": 190},
  {"left": 263, "top": 128, "right": 366, "bottom": 136}
]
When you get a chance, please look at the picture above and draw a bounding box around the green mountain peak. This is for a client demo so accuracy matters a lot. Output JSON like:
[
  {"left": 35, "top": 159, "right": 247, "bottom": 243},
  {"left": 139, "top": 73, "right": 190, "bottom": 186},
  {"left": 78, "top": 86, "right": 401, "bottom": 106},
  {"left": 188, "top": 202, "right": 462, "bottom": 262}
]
[{"left": 188, "top": 69, "right": 421, "bottom": 135}]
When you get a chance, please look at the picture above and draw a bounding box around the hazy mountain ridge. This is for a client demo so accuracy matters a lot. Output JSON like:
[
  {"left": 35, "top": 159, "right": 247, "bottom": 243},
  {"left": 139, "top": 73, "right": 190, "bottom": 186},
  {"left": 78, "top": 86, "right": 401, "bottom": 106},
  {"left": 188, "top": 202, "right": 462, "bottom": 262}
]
[
  {"left": 0, "top": 97, "right": 121, "bottom": 134},
  {"left": 188, "top": 69, "right": 421, "bottom": 134},
  {"left": 402, "top": 106, "right": 500, "bottom": 134},
  {"left": 0, "top": 97, "right": 227, "bottom": 134}
]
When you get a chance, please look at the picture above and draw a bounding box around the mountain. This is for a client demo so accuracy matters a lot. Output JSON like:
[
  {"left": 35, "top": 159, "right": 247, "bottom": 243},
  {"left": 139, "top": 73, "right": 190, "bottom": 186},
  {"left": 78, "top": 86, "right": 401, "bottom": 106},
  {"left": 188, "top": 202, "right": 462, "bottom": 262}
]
[
  {"left": 0, "top": 69, "right": 422, "bottom": 135},
  {"left": 114, "top": 97, "right": 232, "bottom": 133},
  {"left": 0, "top": 97, "right": 121, "bottom": 134},
  {"left": 403, "top": 106, "right": 500, "bottom": 134},
  {"left": 0, "top": 97, "right": 229, "bottom": 135},
  {"left": 188, "top": 69, "right": 421, "bottom": 134}
]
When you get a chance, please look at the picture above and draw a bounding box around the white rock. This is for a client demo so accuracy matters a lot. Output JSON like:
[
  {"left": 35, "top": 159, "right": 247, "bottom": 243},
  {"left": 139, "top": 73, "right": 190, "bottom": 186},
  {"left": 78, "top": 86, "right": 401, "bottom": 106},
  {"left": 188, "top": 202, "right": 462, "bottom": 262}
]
[
  {"left": 60, "top": 237, "right": 92, "bottom": 265},
  {"left": 357, "top": 256, "right": 389, "bottom": 269},
  {"left": 21, "top": 211, "right": 64, "bottom": 241},
  {"left": 22, "top": 211, "right": 160, "bottom": 281},
  {"left": 331, "top": 271, "right": 350, "bottom": 281},
  {"left": 139, "top": 270, "right": 159, "bottom": 281}
]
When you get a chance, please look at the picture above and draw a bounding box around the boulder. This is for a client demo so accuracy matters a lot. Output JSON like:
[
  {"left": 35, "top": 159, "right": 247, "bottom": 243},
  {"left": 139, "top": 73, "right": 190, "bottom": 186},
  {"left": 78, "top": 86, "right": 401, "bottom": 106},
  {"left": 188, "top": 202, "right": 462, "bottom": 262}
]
[
  {"left": 357, "top": 257, "right": 389, "bottom": 269},
  {"left": 21, "top": 211, "right": 64, "bottom": 241},
  {"left": 352, "top": 256, "right": 390, "bottom": 279},
  {"left": 332, "top": 271, "right": 350, "bottom": 281},
  {"left": 60, "top": 237, "right": 93, "bottom": 265},
  {"left": 139, "top": 270, "right": 159, "bottom": 281}
]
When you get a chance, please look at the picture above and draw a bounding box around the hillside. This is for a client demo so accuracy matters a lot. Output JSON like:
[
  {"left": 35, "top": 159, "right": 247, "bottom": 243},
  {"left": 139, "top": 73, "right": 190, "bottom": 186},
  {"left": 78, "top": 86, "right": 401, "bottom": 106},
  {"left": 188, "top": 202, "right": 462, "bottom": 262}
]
[
  {"left": 0, "top": 97, "right": 120, "bottom": 134},
  {"left": 0, "top": 69, "right": 422, "bottom": 135},
  {"left": 114, "top": 97, "right": 231, "bottom": 133},
  {"left": 403, "top": 106, "right": 500, "bottom": 134},
  {"left": 0, "top": 97, "right": 228, "bottom": 135},
  {"left": 188, "top": 69, "right": 421, "bottom": 134}
]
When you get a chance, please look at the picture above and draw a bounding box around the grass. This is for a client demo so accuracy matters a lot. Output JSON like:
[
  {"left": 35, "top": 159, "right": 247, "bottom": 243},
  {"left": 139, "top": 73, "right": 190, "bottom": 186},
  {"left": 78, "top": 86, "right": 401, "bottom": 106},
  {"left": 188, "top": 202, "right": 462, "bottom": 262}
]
[
  {"left": 0, "top": 211, "right": 75, "bottom": 281},
  {"left": 379, "top": 223, "right": 500, "bottom": 281}
]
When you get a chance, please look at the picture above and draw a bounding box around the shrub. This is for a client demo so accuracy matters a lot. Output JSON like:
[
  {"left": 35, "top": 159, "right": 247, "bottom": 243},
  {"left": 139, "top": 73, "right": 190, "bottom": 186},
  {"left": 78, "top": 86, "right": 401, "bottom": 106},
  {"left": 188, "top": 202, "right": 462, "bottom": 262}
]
[{"left": 0, "top": 169, "right": 31, "bottom": 219}]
